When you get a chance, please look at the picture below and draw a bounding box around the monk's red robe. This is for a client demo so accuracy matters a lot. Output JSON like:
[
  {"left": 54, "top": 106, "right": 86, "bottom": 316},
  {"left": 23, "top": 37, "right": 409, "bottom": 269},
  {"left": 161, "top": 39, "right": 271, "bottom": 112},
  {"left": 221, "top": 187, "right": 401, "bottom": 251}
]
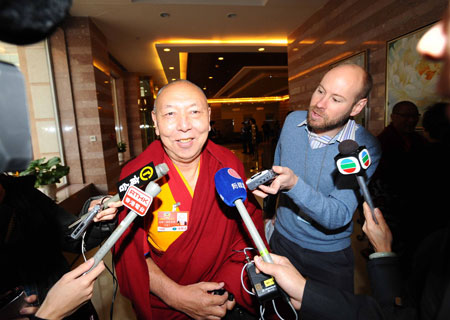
[{"left": 113, "top": 140, "right": 265, "bottom": 319}]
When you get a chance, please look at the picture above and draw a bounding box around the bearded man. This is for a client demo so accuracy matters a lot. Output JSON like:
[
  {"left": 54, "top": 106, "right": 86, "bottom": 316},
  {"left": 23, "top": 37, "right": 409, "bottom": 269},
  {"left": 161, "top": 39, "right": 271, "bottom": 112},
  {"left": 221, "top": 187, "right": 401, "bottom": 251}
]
[{"left": 253, "top": 64, "right": 381, "bottom": 293}]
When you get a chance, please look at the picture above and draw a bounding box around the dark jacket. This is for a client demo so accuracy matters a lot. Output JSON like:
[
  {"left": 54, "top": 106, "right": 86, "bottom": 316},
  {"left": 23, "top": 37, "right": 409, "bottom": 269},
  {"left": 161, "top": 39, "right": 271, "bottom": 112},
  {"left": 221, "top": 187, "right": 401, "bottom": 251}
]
[
  {"left": 300, "top": 227, "right": 450, "bottom": 320},
  {"left": 0, "top": 174, "right": 115, "bottom": 304}
]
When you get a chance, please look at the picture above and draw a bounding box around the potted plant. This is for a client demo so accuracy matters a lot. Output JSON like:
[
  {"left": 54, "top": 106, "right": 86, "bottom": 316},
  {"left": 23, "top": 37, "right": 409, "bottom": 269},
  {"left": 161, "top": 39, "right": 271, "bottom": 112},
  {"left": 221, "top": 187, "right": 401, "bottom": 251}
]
[
  {"left": 19, "top": 156, "right": 70, "bottom": 200},
  {"left": 117, "top": 141, "right": 127, "bottom": 163}
]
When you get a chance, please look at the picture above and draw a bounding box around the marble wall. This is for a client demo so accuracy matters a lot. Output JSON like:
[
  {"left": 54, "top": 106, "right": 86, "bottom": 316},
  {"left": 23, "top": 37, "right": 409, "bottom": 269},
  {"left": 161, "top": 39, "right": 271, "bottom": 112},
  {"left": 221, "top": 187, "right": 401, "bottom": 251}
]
[{"left": 50, "top": 17, "right": 143, "bottom": 193}]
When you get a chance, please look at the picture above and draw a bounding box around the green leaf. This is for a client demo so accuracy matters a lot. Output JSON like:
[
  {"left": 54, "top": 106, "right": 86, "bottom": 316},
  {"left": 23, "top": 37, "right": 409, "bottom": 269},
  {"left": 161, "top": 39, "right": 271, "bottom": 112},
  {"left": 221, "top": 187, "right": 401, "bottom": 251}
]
[{"left": 19, "top": 156, "right": 70, "bottom": 187}]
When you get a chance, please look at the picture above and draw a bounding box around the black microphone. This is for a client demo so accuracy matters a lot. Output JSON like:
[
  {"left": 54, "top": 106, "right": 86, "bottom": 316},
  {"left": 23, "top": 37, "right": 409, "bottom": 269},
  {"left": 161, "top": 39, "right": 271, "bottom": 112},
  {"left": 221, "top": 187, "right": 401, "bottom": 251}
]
[
  {"left": 102, "top": 162, "right": 169, "bottom": 210},
  {"left": 335, "top": 139, "right": 378, "bottom": 224}
]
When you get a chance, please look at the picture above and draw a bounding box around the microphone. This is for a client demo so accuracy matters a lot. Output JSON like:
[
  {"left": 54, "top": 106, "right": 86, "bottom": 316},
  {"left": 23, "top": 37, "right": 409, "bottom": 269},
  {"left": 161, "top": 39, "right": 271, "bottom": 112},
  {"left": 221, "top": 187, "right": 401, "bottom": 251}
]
[
  {"left": 215, "top": 168, "right": 273, "bottom": 263},
  {"left": 101, "top": 162, "right": 169, "bottom": 209},
  {"left": 88, "top": 181, "right": 162, "bottom": 272},
  {"left": 335, "top": 139, "right": 378, "bottom": 224},
  {"left": 69, "top": 162, "right": 169, "bottom": 239}
]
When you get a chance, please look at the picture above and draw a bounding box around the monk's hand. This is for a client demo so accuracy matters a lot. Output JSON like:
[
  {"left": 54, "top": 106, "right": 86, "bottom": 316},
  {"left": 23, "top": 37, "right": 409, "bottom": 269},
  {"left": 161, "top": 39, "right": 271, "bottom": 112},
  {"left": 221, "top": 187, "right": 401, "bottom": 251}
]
[{"left": 173, "top": 281, "right": 231, "bottom": 320}]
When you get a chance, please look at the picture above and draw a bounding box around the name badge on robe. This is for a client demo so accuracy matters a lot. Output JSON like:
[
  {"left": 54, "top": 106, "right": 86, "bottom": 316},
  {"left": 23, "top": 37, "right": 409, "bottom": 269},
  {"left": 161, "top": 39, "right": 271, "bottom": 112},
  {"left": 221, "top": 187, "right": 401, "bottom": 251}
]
[{"left": 157, "top": 211, "right": 189, "bottom": 232}]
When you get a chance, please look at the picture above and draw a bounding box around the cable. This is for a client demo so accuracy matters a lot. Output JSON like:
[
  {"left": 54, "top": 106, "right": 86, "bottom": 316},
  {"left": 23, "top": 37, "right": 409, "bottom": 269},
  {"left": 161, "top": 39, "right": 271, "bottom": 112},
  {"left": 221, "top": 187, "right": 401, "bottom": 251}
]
[
  {"left": 81, "top": 230, "right": 87, "bottom": 261},
  {"left": 259, "top": 304, "right": 264, "bottom": 320},
  {"left": 272, "top": 300, "right": 285, "bottom": 320},
  {"left": 236, "top": 247, "right": 298, "bottom": 320},
  {"left": 240, "top": 262, "right": 255, "bottom": 295}
]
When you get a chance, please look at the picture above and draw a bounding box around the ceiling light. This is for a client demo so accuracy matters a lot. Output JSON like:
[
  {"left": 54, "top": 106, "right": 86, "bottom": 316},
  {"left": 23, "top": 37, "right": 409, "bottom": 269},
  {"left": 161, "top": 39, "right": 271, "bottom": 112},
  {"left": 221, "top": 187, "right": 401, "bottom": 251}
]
[
  {"left": 169, "top": 66, "right": 174, "bottom": 70},
  {"left": 203, "top": 87, "right": 207, "bottom": 90},
  {"left": 324, "top": 40, "right": 347, "bottom": 45},
  {"left": 258, "top": 47, "right": 265, "bottom": 51},
  {"left": 163, "top": 48, "right": 171, "bottom": 52},
  {"left": 208, "top": 76, "right": 213, "bottom": 79},
  {"left": 218, "top": 57, "right": 224, "bottom": 60},
  {"left": 156, "top": 39, "right": 287, "bottom": 45},
  {"left": 208, "top": 95, "right": 289, "bottom": 104},
  {"left": 299, "top": 39, "right": 316, "bottom": 44},
  {"left": 171, "top": 78, "right": 176, "bottom": 81},
  {"left": 160, "top": 12, "right": 170, "bottom": 18}
]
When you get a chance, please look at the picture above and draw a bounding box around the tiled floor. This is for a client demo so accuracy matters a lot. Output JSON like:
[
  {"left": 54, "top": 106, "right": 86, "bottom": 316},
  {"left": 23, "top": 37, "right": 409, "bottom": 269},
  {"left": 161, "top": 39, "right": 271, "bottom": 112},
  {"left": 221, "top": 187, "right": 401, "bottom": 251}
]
[{"left": 89, "top": 141, "right": 371, "bottom": 319}]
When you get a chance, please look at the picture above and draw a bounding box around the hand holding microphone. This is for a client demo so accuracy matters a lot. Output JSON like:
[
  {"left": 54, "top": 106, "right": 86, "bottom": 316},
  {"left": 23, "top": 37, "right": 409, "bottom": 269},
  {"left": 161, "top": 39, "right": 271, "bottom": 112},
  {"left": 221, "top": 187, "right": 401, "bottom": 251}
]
[
  {"left": 70, "top": 162, "right": 169, "bottom": 240},
  {"left": 215, "top": 168, "right": 291, "bottom": 305},
  {"left": 215, "top": 168, "right": 272, "bottom": 263},
  {"left": 88, "top": 180, "right": 162, "bottom": 271}
]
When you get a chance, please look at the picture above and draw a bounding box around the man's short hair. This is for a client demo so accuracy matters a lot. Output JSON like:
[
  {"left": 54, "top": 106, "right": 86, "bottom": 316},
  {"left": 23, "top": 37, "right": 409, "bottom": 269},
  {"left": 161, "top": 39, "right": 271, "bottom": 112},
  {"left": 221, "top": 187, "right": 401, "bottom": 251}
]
[
  {"left": 355, "top": 68, "right": 373, "bottom": 102},
  {"left": 153, "top": 79, "right": 206, "bottom": 111}
]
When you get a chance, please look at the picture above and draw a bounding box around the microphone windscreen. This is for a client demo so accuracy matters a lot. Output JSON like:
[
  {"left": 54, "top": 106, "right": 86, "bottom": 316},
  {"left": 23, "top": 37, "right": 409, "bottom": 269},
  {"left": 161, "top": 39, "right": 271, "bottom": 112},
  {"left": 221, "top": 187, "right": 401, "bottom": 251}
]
[
  {"left": 338, "top": 139, "right": 359, "bottom": 155},
  {"left": 0, "top": 0, "right": 72, "bottom": 45},
  {"left": 215, "top": 168, "right": 247, "bottom": 207}
]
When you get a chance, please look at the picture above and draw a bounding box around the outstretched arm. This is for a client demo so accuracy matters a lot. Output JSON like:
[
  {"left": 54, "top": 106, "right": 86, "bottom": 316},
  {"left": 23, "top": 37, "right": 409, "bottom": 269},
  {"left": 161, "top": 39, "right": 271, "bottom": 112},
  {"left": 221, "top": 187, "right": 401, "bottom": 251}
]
[{"left": 35, "top": 258, "right": 105, "bottom": 320}]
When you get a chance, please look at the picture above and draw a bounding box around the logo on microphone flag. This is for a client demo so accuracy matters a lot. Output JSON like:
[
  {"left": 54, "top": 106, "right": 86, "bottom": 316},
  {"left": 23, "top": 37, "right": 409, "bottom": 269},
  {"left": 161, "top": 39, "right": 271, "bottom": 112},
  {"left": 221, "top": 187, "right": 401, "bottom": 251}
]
[
  {"left": 122, "top": 186, "right": 153, "bottom": 216},
  {"left": 336, "top": 157, "right": 361, "bottom": 175},
  {"left": 227, "top": 168, "right": 242, "bottom": 180},
  {"left": 358, "top": 148, "right": 371, "bottom": 169}
]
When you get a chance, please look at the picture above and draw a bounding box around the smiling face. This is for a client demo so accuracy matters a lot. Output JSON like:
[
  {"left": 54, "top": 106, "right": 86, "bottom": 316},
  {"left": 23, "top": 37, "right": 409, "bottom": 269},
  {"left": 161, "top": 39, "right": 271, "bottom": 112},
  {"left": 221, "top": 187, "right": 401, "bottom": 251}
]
[
  {"left": 308, "top": 64, "right": 368, "bottom": 137},
  {"left": 152, "top": 81, "right": 211, "bottom": 165}
]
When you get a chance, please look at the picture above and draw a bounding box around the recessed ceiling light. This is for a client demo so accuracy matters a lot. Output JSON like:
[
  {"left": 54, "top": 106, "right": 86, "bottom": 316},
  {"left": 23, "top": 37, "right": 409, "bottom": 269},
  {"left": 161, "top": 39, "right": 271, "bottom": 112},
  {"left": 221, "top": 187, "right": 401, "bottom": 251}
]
[
  {"left": 258, "top": 47, "right": 265, "bottom": 52},
  {"left": 163, "top": 48, "right": 171, "bottom": 52},
  {"left": 171, "top": 78, "right": 176, "bottom": 81},
  {"left": 203, "top": 87, "right": 207, "bottom": 90},
  {"left": 169, "top": 66, "right": 174, "bottom": 70},
  {"left": 218, "top": 57, "right": 224, "bottom": 60},
  {"left": 160, "top": 12, "right": 170, "bottom": 18},
  {"left": 208, "top": 76, "right": 213, "bottom": 79}
]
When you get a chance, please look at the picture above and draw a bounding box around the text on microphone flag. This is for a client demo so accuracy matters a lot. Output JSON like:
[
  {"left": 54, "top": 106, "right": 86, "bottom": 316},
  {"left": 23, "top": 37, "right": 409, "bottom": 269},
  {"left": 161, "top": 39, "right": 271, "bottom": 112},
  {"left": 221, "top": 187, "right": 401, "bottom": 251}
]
[{"left": 123, "top": 185, "right": 153, "bottom": 216}]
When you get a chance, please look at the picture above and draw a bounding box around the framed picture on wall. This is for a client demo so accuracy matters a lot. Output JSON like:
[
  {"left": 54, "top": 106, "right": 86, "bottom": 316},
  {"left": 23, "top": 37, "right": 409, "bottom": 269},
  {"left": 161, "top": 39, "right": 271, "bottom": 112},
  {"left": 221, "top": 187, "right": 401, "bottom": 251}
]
[
  {"left": 385, "top": 22, "right": 446, "bottom": 128},
  {"left": 330, "top": 50, "right": 368, "bottom": 127}
]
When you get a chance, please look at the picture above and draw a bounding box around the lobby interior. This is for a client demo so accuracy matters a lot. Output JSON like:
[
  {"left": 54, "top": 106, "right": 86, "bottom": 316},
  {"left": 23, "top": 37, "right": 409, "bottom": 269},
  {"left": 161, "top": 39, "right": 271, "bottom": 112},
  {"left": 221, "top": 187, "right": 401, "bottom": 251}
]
[{"left": 1, "top": 0, "right": 448, "bottom": 318}]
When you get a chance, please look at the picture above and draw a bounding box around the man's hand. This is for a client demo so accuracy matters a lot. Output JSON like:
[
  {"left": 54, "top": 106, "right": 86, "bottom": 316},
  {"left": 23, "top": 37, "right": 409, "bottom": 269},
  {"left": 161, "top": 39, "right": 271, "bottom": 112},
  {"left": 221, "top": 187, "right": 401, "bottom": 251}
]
[
  {"left": 17, "top": 294, "right": 39, "bottom": 319},
  {"left": 253, "top": 254, "right": 304, "bottom": 310},
  {"left": 171, "top": 282, "right": 235, "bottom": 320},
  {"left": 87, "top": 198, "right": 122, "bottom": 222},
  {"left": 35, "top": 258, "right": 105, "bottom": 320},
  {"left": 252, "top": 166, "right": 298, "bottom": 199},
  {"left": 362, "top": 202, "right": 393, "bottom": 253}
]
